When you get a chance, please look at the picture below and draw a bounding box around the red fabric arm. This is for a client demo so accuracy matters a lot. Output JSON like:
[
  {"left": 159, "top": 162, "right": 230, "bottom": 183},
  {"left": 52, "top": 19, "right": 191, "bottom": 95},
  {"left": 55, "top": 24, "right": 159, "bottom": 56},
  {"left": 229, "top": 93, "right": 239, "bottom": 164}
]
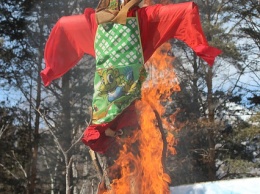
[
  {"left": 137, "top": 2, "right": 221, "bottom": 65},
  {"left": 41, "top": 8, "right": 97, "bottom": 86}
]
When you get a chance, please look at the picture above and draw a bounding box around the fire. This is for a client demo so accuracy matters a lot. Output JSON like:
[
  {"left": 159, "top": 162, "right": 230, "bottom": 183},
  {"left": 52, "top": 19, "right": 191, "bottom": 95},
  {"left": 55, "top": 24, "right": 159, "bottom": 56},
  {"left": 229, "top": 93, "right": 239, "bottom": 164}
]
[
  {"left": 142, "top": 42, "right": 180, "bottom": 156},
  {"left": 104, "top": 42, "right": 180, "bottom": 194}
]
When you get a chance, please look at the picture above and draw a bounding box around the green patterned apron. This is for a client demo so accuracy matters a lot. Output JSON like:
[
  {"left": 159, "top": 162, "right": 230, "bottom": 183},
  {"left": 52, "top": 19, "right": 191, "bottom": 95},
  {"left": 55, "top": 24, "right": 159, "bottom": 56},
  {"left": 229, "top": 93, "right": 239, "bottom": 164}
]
[{"left": 92, "top": 17, "right": 145, "bottom": 124}]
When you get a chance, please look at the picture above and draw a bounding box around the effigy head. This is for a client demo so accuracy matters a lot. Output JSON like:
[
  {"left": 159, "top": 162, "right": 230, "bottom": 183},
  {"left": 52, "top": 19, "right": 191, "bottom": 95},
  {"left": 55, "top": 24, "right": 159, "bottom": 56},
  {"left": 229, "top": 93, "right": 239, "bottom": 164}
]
[
  {"left": 116, "top": 0, "right": 144, "bottom": 8},
  {"left": 97, "top": 0, "right": 143, "bottom": 11},
  {"left": 96, "top": 0, "right": 144, "bottom": 24}
]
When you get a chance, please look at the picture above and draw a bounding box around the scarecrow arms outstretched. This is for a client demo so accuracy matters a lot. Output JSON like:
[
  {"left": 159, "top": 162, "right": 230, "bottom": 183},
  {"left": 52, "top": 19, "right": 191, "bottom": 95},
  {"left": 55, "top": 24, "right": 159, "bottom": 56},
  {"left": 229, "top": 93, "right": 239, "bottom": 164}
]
[
  {"left": 41, "top": 9, "right": 97, "bottom": 86},
  {"left": 41, "top": 2, "right": 221, "bottom": 87}
]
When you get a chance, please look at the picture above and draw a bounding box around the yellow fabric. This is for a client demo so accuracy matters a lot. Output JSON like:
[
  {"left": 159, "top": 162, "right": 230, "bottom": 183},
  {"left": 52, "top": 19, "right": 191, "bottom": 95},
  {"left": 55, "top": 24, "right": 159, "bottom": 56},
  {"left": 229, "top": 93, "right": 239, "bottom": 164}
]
[{"left": 108, "top": 0, "right": 119, "bottom": 10}]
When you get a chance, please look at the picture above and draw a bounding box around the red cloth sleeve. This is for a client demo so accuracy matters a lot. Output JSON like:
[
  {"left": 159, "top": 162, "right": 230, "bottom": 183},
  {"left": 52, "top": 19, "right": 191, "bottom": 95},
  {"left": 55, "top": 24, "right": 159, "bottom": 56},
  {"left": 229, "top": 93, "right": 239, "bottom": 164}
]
[
  {"left": 41, "top": 8, "right": 97, "bottom": 86},
  {"left": 136, "top": 2, "right": 222, "bottom": 65}
]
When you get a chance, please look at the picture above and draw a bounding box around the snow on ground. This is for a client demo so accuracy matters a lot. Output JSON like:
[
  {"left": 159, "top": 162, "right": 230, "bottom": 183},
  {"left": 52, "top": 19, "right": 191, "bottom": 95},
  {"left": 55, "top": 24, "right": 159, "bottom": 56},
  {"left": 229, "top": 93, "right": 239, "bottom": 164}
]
[{"left": 170, "top": 177, "right": 260, "bottom": 194}]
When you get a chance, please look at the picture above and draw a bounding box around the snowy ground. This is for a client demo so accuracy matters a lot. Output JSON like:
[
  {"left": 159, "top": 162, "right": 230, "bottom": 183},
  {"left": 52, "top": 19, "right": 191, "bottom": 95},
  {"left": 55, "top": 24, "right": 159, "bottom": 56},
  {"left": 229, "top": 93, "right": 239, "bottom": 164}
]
[{"left": 170, "top": 177, "right": 260, "bottom": 194}]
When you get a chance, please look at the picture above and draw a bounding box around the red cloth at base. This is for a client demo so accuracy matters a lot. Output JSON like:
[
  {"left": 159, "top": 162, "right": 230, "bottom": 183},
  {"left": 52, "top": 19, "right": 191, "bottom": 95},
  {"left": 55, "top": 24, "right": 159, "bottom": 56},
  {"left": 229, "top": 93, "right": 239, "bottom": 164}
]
[{"left": 82, "top": 102, "right": 138, "bottom": 153}]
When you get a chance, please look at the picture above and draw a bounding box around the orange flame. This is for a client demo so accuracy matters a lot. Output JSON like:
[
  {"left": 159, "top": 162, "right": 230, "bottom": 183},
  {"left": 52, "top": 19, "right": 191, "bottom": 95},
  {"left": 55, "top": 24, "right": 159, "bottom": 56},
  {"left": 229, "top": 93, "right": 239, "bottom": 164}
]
[
  {"left": 104, "top": 42, "right": 180, "bottom": 193},
  {"left": 143, "top": 42, "right": 181, "bottom": 153}
]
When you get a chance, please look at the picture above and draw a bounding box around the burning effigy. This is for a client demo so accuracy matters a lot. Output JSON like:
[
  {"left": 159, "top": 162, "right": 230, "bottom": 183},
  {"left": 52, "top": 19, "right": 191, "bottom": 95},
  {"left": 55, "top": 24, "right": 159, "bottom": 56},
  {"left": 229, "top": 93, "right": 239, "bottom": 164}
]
[{"left": 41, "top": 0, "right": 221, "bottom": 193}]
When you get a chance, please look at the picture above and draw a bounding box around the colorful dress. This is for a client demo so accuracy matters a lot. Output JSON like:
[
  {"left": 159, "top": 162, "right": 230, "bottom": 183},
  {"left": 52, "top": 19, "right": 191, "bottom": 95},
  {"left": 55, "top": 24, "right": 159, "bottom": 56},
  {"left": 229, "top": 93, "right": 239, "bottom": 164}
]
[
  {"left": 93, "top": 17, "right": 145, "bottom": 124},
  {"left": 41, "top": 2, "right": 222, "bottom": 153}
]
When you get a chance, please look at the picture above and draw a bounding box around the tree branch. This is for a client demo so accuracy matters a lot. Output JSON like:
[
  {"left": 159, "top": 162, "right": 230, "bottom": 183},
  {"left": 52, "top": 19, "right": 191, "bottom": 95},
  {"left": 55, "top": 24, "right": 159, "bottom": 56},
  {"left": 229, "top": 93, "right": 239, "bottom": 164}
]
[
  {"left": 11, "top": 150, "right": 27, "bottom": 178},
  {"left": 0, "top": 124, "right": 9, "bottom": 139},
  {"left": 0, "top": 163, "right": 19, "bottom": 180}
]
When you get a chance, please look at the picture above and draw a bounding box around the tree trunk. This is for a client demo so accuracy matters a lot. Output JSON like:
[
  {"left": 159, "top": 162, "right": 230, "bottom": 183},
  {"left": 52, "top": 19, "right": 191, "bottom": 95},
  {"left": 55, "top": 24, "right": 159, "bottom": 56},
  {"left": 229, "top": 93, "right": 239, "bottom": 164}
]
[
  {"left": 192, "top": 53, "right": 201, "bottom": 118},
  {"left": 61, "top": 72, "right": 72, "bottom": 150},
  {"left": 61, "top": 72, "right": 73, "bottom": 193},
  {"left": 206, "top": 67, "right": 214, "bottom": 122},
  {"left": 206, "top": 66, "right": 216, "bottom": 181},
  {"left": 29, "top": 30, "right": 43, "bottom": 194},
  {"left": 65, "top": 155, "right": 73, "bottom": 194},
  {"left": 28, "top": 71, "right": 41, "bottom": 194}
]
